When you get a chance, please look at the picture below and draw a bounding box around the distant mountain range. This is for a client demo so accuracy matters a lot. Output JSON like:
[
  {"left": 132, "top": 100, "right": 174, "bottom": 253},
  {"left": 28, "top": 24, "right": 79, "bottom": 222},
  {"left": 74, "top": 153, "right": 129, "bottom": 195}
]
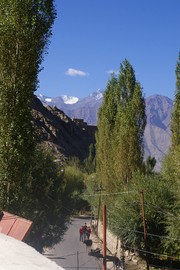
[
  {"left": 37, "top": 90, "right": 174, "bottom": 171},
  {"left": 38, "top": 89, "right": 103, "bottom": 125}
]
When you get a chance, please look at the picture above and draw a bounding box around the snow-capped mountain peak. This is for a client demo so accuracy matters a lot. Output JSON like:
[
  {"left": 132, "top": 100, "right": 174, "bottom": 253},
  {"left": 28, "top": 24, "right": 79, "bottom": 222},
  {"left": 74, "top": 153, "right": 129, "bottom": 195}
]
[
  {"left": 61, "top": 95, "right": 79, "bottom": 104},
  {"left": 45, "top": 98, "right": 52, "bottom": 102},
  {"left": 89, "top": 89, "right": 104, "bottom": 100},
  {"left": 37, "top": 94, "right": 79, "bottom": 105},
  {"left": 96, "top": 91, "right": 103, "bottom": 100},
  {"left": 37, "top": 94, "right": 52, "bottom": 103}
]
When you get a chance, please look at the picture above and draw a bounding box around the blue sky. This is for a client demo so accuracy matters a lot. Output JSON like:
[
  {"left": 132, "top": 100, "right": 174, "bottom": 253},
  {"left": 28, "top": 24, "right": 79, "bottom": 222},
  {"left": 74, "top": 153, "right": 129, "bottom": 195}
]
[{"left": 36, "top": 0, "right": 180, "bottom": 100}]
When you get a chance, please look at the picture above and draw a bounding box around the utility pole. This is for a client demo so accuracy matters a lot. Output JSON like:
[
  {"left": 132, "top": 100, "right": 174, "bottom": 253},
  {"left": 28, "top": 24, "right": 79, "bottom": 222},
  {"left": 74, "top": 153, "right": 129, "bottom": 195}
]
[
  {"left": 102, "top": 205, "right": 106, "bottom": 270},
  {"left": 77, "top": 251, "right": 79, "bottom": 270},
  {"left": 97, "top": 183, "right": 102, "bottom": 234},
  {"left": 97, "top": 189, "right": 101, "bottom": 234},
  {"left": 140, "top": 190, "right": 149, "bottom": 270}
]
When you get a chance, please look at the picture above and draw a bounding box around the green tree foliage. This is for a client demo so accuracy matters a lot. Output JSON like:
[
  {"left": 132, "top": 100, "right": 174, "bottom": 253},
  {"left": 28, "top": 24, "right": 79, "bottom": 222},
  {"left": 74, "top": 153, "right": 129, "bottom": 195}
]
[
  {"left": 114, "top": 60, "right": 146, "bottom": 184},
  {"left": 161, "top": 53, "right": 180, "bottom": 256},
  {"left": 62, "top": 165, "right": 87, "bottom": 213},
  {"left": 84, "top": 173, "right": 101, "bottom": 219},
  {"left": 0, "top": 0, "right": 90, "bottom": 253},
  {"left": 13, "top": 147, "right": 86, "bottom": 252},
  {"left": 96, "top": 60, "right": 146, "bottom": 190},
  {"left": 0, "top": 0, "right": 56, "bottom": 208},
  {"left": 162, "top": 139, "right": 180, "bottom": 256},
  {"left": 83, "top": 143, "right": 96, "bottom": 174},
  {"left": 96, "top": 74, "right": 118, "bottom": 190},
  {"left": 109, "top": 61, "right": 180, "bottom": 256},
  {"left": 108, "top": 174, "right": 178, "bottom": 256},
  {"left": 143, "top": 156, "right": 156, "bottom": 175},
  {"left": 89, "top": 56, "right": 180, "bottom": 261},
  {"left": 171, "top": 53, "right": 180, "bottom": 148},
  {"left": 21, "top": 147, "right": 67, "bottom": 252}
]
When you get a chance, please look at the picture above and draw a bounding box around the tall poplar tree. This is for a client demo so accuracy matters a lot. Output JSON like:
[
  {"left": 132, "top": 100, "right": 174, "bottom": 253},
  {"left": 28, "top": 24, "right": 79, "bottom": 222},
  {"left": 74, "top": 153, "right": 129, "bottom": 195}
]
[
  {"left": 96, "top": 60, "right": 146, "bottom": 190},
  {"left": 171, "top": 52, "right": 180, "bottom": 148},
  {"left": 162, "top": 53, "right": 180, "bottom": 256},
  {"left": 0, "top": 0, "right": 56, "bottom": 209},
  {"left": 96, "top": 75, "right": 118, "bottom": 189},
  {"left": 114, "top": 60, "right": 146, "bottom": 184}
]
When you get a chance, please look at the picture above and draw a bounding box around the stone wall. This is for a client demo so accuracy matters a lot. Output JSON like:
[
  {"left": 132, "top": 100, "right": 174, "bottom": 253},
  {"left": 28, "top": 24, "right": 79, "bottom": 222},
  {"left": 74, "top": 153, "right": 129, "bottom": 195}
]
[{"left": 91, "top": 219, "right": 147, "bottom": 270}]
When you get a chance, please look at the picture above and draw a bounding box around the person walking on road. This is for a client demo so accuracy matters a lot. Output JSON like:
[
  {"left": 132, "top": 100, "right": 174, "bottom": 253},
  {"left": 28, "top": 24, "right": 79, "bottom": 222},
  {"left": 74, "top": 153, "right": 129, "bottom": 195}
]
[
  {"left": 83, "top": 223, "right": 87, "bottom": 241},
  {"left": 79, "top": 226, "right": 83, "bottom": 241},
  {"left": 86, "top": 226, "right": 91, "bottom": 240}
]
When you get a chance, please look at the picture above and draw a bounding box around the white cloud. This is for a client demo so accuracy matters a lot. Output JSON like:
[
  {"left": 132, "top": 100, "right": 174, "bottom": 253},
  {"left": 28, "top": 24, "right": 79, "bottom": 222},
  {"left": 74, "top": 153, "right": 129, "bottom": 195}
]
[
  {"left": 107, "top": 70, "right": 119, "bottom": 75},
  {"left": 65, "top": 68, "right": 89, "bottom": 77}
]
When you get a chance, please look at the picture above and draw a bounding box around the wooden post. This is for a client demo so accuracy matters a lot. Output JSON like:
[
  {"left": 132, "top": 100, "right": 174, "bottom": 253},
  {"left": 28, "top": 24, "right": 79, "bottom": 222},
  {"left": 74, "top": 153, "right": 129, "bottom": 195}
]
[
  {"left": 140, "top": 191, "right": 149, "bottom": 270},
  {"left": 102, "top": 205, "right": 106, "bottom": 270},
  {"left": 77, "top": 251, "right": 79, "bottom": 270},
  {"left": 97, "top": 191, "right": 101, "bottom": 234}
]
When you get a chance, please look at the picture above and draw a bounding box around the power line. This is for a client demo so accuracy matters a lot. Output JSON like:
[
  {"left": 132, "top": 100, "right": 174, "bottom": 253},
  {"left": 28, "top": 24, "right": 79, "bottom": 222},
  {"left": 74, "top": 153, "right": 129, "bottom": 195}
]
[
  {"left": 83, "top": 190, "right": 136, "bottom": 197},
  {"left": 143, "top": 201, "right": 180, "bottom": 221},
  {"left": 83, "top": 189, "right": 180, "bottom": 263},
  {"left": 123, "top": 244, "right": 180, "bottom": 261},
  {"left": 84, "top": 190, "right": 179, "bottom": 219},
  {"left": 105, "top": 196, "right": 180, "bottom": 221},
  {"left": 108, "top": 226, "right": 180, "bottom": 242},
  {"left": 64, "top": 267, "right": 101, "bottom": 269},
  {"left": 105, "top": 207, "right": 180, "bottom": 242}
]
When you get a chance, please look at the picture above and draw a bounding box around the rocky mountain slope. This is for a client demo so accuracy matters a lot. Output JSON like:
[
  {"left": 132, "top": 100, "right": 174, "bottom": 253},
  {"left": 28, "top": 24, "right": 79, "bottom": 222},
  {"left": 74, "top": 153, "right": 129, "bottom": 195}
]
[
  {"left": 37, "top": 91, "right": 174, "bottom": 171},
  {"left": 30, "top": 96, "right": 96, "bottom": 162}
]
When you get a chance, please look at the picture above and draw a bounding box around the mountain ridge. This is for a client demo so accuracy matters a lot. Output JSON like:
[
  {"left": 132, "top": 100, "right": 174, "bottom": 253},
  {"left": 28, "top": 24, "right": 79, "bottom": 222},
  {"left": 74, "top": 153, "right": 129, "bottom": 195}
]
[{"left": 37, "top": 91, "right": 174, "bottom": 171}]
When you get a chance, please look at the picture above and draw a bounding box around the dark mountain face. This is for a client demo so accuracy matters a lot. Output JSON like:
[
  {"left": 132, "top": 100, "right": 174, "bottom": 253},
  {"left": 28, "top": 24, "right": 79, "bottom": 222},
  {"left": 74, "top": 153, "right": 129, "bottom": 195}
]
[
  {"left": 30, "top": 96, "right": 96, "bottom": 162},
  {"left": 37, "top": 91, "right": 174, "bottom": 171}
]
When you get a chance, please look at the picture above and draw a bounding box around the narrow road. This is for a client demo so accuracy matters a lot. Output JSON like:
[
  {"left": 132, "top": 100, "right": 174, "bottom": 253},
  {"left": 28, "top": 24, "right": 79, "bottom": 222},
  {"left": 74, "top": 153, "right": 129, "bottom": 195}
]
[{"left": 46, "top": 217, "right": 102, "bottom": 270}]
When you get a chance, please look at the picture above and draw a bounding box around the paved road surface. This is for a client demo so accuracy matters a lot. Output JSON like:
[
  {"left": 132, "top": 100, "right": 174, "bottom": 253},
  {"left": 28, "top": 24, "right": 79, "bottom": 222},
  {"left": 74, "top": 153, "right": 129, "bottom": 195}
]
[{"left": 46, "top": 217, "right": 102, "bottom": 270}]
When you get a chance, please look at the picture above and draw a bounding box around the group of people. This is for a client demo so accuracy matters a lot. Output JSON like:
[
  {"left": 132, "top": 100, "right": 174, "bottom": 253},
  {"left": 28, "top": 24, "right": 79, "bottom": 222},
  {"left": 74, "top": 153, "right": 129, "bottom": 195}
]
[{"left": 79, "top": 223, "right": 91, "bottom": 242}]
